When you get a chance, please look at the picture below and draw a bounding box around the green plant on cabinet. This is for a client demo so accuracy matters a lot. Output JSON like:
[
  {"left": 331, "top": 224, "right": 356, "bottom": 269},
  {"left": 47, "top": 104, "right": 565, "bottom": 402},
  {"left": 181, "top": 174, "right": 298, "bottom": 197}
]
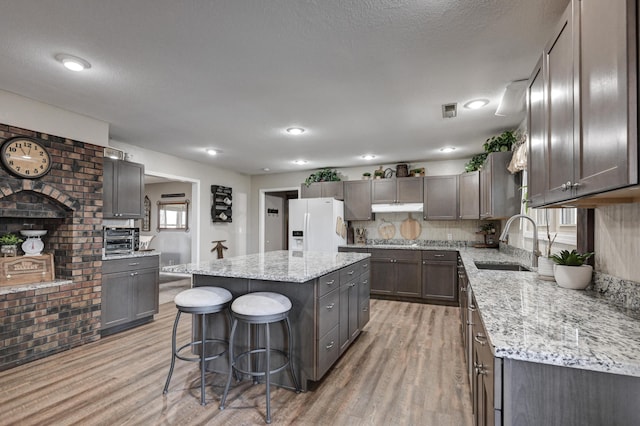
[{"left": 305, "top": 168, "right": 341, "bottom": 186}]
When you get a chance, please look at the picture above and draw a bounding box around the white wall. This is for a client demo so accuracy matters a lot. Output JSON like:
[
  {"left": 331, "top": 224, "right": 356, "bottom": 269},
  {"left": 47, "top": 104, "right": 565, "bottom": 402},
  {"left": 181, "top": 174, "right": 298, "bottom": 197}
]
[
  {"left": 111, "top": 141, "right": 251, "bottom": 261},
  {"left": 249, "top": 159, "right": 469, "bottom": 253},
  {"left": 142, "top": 181, "right": 192, "bottom": 267},
  {"left": 0, "top": 89, "right": 109, "bottom": 146}
]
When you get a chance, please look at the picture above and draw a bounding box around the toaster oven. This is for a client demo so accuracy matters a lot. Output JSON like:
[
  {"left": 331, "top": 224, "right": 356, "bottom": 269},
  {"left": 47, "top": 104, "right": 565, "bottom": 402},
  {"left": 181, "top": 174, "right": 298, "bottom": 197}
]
[{"left": 103, "top": 227, "right": 139, "bottom": 256}]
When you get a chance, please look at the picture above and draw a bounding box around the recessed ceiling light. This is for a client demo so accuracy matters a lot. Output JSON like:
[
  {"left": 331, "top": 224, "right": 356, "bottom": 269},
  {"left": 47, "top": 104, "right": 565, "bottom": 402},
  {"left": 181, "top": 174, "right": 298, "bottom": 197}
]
[
  {"left": 263, "top": 167, "right": 271, "bottom": 172},
  {"left": 440, "top": 146, "right": 456, "bottom": 153},
  {"left": 206, "top": 149, "right": 217, "bottom": 156},
  {"left": 464, "top": 99, "right": 489, "bottom": 109},
  {"left": 292, "top": 159, "right": 308, "bottom": 165},
  {"left": 286, "top": 127, "right": 305, "bottom": 135},
  {"left": 55, "top": 53, "right": 91, "bottom": 72},
  {"left": 362, "top": 154, "right": 376, "bottom": 160}
]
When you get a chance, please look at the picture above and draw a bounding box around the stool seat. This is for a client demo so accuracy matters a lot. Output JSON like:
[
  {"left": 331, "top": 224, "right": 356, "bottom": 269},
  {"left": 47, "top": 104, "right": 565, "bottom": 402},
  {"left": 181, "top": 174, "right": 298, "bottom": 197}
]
[
  {"left": 175, "top": 287, "right": 232, "bottom": 309},
  {"left": 231, "top": 292, "right": 292, "bottom": 317}
]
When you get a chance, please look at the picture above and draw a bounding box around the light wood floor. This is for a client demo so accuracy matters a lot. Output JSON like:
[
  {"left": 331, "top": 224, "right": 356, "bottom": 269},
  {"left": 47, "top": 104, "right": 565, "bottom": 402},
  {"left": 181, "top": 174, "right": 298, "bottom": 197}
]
[{"left": 0, "top": 298, "right": 472, "bottom": 426}]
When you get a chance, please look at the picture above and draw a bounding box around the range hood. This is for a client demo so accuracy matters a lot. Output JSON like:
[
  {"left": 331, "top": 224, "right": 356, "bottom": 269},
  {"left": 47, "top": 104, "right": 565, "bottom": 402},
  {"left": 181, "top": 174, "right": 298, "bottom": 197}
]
[{"left": 371, "top": 203, "right": 423, "bottom": 213}]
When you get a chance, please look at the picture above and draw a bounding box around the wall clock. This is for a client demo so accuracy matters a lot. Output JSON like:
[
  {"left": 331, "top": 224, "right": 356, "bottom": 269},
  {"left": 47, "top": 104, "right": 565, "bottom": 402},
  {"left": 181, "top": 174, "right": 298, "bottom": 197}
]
[{"left": 0, "top": 137, "right": 52, "bottom": 179}]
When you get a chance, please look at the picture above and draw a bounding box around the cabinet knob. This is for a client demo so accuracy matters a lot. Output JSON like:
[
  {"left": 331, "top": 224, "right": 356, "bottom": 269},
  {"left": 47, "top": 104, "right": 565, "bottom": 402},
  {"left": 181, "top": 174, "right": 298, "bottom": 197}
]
[
  {"left": 128, "top": 262, "right": 140, "bottom": 266},
  {"left": 325, "top": 279, "right": 335, "bottom": 286},
  {"left": 326, "top": 303, "right": 335, "bottom": 310},
  {"left": 474, "top": 333, "right": 487, "bottom": 346},
  {"left": 130, "top": 272, "right": 138, "bottom": 276},
  {"left": 326, "top": 341, "right": 335, "bottom": 350}
]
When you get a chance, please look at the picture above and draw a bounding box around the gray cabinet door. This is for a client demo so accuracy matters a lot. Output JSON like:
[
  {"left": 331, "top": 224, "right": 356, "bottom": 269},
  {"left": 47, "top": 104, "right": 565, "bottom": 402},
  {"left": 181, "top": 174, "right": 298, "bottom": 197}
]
[
  {"left": 358, "top": 273, "right": 370, "bottom": 329},
  {"left": 321, "top": 181, "right": 344, "bottom": 200},
  {"left": 339, "top": 282, "right": 350, "bottom": 352},
  {"left": 301, "top": 183, "right": 321, "bottom": 198},
  {"left": 459, "top": 171, "right": 480, "bottom": 219},
  {"left": 480, "top": 152, "right": 521, "bottom": 219},
  {"left": 394, "top": 251, "right": 422, "bottom": 297},
  {"left": 370, "top": 250, "right": 395, "bottom": 295},
  {"left": 527, "top": 57, "right": 547, "bottom": 208},
  {"left": 133, "top": 267, "right": 159, "bottom": 319},
  {"left": 422, "top": 261, "right": 457, "bottom": 302},
  {"left": 372, "top": 179, "right": 396, "bottom": 203},
  {"left": 575, "top": 0, "right": 637, "bottom": 196},
  {"left": 348, "top": 282, "right": 359, "bottom": 340},
  {"left": 424, "top": 175, "right": 458, "bottom": 220},
  {"left": 102, "top": 270, "right": 132, "bottom": 328},
  {"left": 543, "top": 3, "right": 576, "bottom": 204},
  {"left": 103, "top": 158, "right": 144, "bottom": 218},
  {"left": 344, "top": 180, "right": 372, "bottom": 221},
  {"left": 479, "top": 162, "right": 492, "bottom": 219},
  {"left": 397, "top": 177, "right": 423, "bottom": 203}
]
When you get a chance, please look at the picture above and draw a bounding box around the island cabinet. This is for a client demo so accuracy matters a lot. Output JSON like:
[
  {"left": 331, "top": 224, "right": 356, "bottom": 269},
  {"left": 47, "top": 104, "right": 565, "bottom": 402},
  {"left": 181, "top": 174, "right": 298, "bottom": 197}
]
[
  {"left": 300, "top": 181, "right": 344, "bottom": 200},
  {"left": 369, "top": 249, "right": 421, "bottom": 297},
  {"left": 372, "top": 177, "right": 423, "bottom": 204},
  {"left": 344, "top": 180, "right": 372, "bottom": 221},
  {"left": 423, "top": 175, "right": 458, "bottom": 220},
  {"left": 190, "top": 253, "right": 370, "bottom": 391},
  {"left": 459, "top": 171, "right": 480, "bottom": 219},
  {"left": 421, "top": 250, "right": 457, "bottom": 304},
  {"left": 529, "top": 0, "right": 638, "bottom": 207},
  {"left": 479, "top": 152, "right": 521, "bottom": 219},
  {"left": 101, "top": 255, "right": 160, "bottom": 335},
  {"left": 471, "top": 296, "right": 499, "bottom": 426},
  {"left": 103, "top": 158, "right": 145, "bottom": 219}
]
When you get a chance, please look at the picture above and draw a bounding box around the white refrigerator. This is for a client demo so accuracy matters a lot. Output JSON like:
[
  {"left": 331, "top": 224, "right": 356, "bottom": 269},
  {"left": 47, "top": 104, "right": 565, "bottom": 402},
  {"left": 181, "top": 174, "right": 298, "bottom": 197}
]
[{"left": 289, "top": 198, "right": 346, "bottom": 252}]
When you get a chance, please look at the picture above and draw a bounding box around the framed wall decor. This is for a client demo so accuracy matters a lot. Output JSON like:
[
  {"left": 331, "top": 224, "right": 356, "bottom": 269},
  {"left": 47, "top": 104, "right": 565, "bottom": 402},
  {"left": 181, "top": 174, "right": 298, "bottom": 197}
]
[{"left": 142, "top": 195, "right": 151, "bottom": 232}]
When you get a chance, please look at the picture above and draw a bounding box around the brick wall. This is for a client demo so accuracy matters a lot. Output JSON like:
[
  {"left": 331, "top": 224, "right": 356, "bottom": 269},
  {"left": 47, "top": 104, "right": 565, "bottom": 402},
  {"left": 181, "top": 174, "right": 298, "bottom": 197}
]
[{"left": 0, "top": 123, "right": 103, "bottom": 370}]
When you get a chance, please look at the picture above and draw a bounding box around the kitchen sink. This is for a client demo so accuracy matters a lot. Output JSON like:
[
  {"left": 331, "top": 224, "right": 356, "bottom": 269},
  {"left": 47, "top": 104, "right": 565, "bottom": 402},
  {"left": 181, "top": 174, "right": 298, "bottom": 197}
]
[{"left": 474, "top": 262, "right": 531, "bottom": 272}]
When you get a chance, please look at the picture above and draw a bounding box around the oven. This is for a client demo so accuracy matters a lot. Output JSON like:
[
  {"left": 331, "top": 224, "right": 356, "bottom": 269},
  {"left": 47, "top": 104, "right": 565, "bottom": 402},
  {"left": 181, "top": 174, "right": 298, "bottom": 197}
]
[{"left": 103, "top": 227, "right": 139, "bottom": 256}]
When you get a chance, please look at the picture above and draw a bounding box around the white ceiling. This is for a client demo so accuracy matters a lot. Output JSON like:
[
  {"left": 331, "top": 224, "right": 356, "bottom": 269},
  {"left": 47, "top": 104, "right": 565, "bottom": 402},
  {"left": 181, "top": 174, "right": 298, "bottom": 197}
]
[{"left": 0, "top": 0, "right": 567, "bottom": 175}]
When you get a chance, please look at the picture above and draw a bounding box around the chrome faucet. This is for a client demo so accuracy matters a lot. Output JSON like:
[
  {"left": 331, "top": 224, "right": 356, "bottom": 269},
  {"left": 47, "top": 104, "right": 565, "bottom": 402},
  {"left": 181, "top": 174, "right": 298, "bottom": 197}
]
[{"left": 499, "top": 214, "right": 539, "bottom": 268}]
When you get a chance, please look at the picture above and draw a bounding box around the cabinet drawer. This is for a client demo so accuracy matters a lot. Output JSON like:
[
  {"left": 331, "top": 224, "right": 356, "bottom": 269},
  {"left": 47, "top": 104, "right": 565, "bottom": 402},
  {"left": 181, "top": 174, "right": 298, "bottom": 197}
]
[
  {"left": 339, "top": 264, "right": 359, "bottom": 283},
  {"left": 391, "top": 250, "right": 422, "bottom": 261},
  {"left": 317, "top": 271, "right": 340, "bottom": 297},
  {"left": 422, "top": 250, "right": 457, "bottom": 262},
  {"left": 317, "top": 289, "right": 340, "bottom": 337},
  {"left": 317, "top": 325, "right": 340, "bottom": 379},
  {"left": 358, "top": 259, "right": 369, "bottom": 275},
  {"left": 103, "top": 255, "right": 159, "bottom": 274}
]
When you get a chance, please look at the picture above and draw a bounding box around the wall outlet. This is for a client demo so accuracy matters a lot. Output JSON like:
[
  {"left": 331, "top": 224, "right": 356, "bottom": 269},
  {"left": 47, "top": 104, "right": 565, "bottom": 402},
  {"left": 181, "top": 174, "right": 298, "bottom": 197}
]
[{"left": 447, "top": 233, "right": 452, "bottom": 241}]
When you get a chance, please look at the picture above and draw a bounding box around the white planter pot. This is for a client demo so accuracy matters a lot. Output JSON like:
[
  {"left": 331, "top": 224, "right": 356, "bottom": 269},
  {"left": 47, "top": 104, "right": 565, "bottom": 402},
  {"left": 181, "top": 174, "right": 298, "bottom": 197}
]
[
  {"left": 537, "top": 256, "right": 555, "bottom": 281},
  {"left": 553, "top": 264, "right": 593, "bottom": 290}
]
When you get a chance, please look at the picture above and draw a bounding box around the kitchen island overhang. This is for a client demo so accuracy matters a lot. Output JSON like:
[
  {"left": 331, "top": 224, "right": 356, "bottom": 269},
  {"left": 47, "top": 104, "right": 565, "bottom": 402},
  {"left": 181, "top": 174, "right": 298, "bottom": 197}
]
[{"left": 164, "top": 250, "right": 371, "bottom": 391}]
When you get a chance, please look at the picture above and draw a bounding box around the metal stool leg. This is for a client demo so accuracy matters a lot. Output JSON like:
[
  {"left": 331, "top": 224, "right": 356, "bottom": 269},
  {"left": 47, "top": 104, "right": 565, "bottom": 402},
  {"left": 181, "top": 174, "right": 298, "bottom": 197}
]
[
  {"left": 163, "top": 310, "right": 182, "bottom": 394},
  {"left": 265, "top": 323, "right": 271, "bottom": 424},
  {"left": 220, "top": 318, "right": 238, "bottom": 410},
  {"left": 200, "top": 312, "right": 207, "bottom": 406}
]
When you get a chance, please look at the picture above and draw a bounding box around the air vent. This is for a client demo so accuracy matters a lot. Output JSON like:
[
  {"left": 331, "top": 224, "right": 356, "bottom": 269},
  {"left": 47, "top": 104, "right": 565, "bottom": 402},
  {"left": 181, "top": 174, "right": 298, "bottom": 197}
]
[{"left": 442, "top": 103, "right": 457, "bottom": 119}]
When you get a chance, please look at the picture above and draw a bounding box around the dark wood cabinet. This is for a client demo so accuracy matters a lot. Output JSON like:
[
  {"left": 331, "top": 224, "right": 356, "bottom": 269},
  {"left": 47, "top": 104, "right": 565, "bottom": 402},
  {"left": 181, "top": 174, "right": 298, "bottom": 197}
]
[
  {"left": 421, "top": 251, "right": 457, "bottom": 304},
  {"left": 479, "top": 152, "right": 521, "bottom": 219},
  {"left": 526, "top": 56, "right": 547, "bottom": 208},
  {"left": 369, "top": 249, "right": 421, "bottom": 297},
  {"left": 529, "top": 0, "right": 638, "bottom": 207},
  {"left": 338, "top": 262, "right": 367, "bottom": 354},
  {"left": 372, "top": 177, "right": 423, "bottom": 204},
  {"left": 344, "top": 180, "right": 372, "bottom": 221},
  {"left": 459, "top": 171, "right": 480, "bottom": 220},
  {"left": 471, "top": 294, "right": 497, "bottom": 426},
  {"left": 424, "top": 175, "right": 458, "bottom": 220},
  {"left": 103, "top": 158, "right": 144, "bottom": 219},
  {"left": 301, "top": 181, "right": 344, "bottom": 200},
  {"left": 101, "top": 255, "right": 160, "bottom": 335}
]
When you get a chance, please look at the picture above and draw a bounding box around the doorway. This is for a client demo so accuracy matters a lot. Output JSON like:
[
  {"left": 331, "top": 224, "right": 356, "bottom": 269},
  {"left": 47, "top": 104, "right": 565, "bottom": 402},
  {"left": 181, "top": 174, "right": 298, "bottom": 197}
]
[{"left": 259, "top": 188, "right": 299, "bottom": 253}]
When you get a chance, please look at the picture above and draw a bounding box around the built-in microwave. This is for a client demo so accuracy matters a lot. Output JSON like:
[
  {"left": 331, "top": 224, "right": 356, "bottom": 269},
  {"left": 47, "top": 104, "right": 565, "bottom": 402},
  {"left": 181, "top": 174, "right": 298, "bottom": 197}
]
[{"left": 103, "top": 227, "right": 139, "bottom": 256}]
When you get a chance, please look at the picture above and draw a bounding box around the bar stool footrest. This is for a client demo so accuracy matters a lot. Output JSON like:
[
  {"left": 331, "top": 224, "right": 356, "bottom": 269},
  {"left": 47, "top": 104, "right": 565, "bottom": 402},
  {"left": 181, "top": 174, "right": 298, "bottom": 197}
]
[{"left": 232, "top": 348, "right": 291, "bottom": 378}]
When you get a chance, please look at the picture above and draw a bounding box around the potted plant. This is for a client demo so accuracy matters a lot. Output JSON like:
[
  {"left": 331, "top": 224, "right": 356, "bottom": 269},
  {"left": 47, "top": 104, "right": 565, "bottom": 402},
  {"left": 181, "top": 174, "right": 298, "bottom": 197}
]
[
  {"left": 483, "top": 130, "right": 517, "bottom": 153},
  {"left": 411, "top": 168, "right": 423, "bottom": 177},
  {"left": 549, "top": 249, "right": 594, "bottom": 289},
  {"left": 464, "top": 153, "right": 488, "bottom": 172},
  {"left": 362, "top": 172, "right": 371, "bottom": 180},
  {"left": 0, "top": 233, "right": 23, "bottom": 257},
  {"left": 304, "top": 168, "right": 341, "bottom": 186},
  {"left": 374, "top": 169, "right": 385, "bottom": 179}
]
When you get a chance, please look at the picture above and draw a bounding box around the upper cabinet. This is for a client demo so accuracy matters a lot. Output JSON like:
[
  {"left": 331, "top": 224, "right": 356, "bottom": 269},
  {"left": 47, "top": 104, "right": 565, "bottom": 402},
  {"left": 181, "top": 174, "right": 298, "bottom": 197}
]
[
  {"left": 424, "top": 175, "right": 459, "bottom": 220},
  {"left": 372, "top": 177, "right": 423, "bottom": 204},
  {"left": 344, "top": 180, "right": 372, "bottom": 221},
  {"left": 529, "top": 0, "right": 638, "bottom": 207},
  {"left": 103, "top": 158, "right": 144, "bottom": 219},
  {"left": 459, "top": 171, "right": 480, "bottom": 220},
  {"left": 301, "top": 181, "right": 344, "bottom": 200},
  {"left": 480, "top": 152, "right": 521, "bottom": 220}
]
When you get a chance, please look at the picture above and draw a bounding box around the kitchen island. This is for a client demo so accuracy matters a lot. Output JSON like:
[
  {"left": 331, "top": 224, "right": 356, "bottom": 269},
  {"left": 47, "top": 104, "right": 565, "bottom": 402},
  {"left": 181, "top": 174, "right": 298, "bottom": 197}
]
[{"left": 164, "top": 250, "right": 371, "bottom": 391}]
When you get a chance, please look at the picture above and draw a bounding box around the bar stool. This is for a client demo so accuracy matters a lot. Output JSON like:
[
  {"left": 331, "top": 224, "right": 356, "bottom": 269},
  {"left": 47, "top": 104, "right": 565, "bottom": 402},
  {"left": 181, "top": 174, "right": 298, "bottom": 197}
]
[
  {"left": 163, "top": 286, "right": 232, "bottom": 406},
  {"left": 219, "top": 292, "right": 300, "bottom": 424}
]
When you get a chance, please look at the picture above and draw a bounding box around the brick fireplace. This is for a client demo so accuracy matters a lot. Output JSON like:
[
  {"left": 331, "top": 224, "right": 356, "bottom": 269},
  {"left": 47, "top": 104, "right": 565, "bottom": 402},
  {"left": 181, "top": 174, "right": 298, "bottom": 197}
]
[{"left": 0, "top": 123, "right": 103, "bottom": 370}]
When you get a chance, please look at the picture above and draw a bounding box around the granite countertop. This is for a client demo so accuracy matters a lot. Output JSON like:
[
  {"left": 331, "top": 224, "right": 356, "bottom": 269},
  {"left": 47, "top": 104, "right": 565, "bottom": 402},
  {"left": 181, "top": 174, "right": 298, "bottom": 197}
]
[
  {"left": 342, "top": 242, "right": 640, "bottom": 377},
  {"left": 459, "top": 249, "right": 640, "bottom": 378},
  {"left": 163, "top": 250, "right": 371, "bottom": 283},
  {"left": 0, "top": 279, "right": 74, "bottom": 295},
  {"left": 102, "top": 250, "right": 161, "bottom": 261}
]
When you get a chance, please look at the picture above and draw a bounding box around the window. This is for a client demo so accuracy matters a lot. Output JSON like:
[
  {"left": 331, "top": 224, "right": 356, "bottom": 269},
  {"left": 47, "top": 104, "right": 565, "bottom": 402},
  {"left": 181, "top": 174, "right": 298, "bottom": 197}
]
[{"left": 157, "top": 200, "right": 190, "bottom": 231}]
